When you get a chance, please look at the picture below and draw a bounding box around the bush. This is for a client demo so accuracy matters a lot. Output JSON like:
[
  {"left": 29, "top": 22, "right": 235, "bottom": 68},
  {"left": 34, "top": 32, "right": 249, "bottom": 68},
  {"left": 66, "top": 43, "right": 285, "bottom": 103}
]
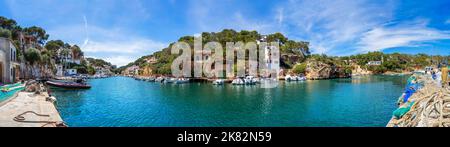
[
  {"left": 0, "top": 28, "right": 12, "bottom": 39},
  {"left": 87, "top": 66, "right": 96, "bottom": 75},
  {"left": 24, "top": 48, "right": 41, "bottom": 64}
]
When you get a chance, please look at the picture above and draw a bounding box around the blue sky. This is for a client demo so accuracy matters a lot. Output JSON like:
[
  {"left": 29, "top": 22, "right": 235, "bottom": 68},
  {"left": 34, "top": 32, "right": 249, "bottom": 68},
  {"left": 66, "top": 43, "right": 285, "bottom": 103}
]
[{"left": 1, "top": 0, "right": 450, "bottom": 66}]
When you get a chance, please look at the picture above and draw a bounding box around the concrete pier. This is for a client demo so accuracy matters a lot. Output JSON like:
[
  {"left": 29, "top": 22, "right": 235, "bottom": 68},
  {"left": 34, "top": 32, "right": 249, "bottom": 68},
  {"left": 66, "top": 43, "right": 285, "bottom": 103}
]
[{"left": 0, "top": 91, "right": 64, "bottom": 127}]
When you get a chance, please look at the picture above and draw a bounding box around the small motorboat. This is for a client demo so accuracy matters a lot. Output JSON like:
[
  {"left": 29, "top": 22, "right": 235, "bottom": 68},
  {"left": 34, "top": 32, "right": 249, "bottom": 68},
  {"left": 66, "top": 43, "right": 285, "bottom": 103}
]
[
  {"left": 164, "top": 78, "right": 177, "bottom": 83},
  {"left": 285, "top": 75, "right": 306, "bottom": 82},
  {"left": 46, "top": 79, "right": 91, "bottom": 89},
  {"left": 285, "top": 75, "right": 293, "bottom": 81},
  {"left": 155, "top": 77, "right": 165, "bottom": 83},
  {"left": 146, "top": 77, "right": 156, "bottom": 82},
  {"left": 213, "top": 79, "right": 225, "bottom": 85},
  {"left": 232, "top": 78, "right": 245, "bottom": 85},
  {"left": 244, "top": 76, "right": 257, "bottom": 85},
  {"left": 175, "top": 78, "right": 190, "bottom": 84}
]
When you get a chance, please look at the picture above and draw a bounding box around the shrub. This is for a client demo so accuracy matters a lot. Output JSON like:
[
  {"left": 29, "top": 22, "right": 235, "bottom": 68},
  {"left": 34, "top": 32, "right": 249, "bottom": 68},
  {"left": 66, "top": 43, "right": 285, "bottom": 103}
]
[{"left": 292, "top": 63, "right": 307, "bottom": 74}]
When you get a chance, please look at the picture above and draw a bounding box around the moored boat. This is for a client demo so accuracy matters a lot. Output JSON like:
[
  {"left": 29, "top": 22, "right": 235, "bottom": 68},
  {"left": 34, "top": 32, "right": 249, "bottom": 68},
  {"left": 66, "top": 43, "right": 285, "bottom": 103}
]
[
  {"left": 232, "top": 78, "right": 245, "bottom": 85},
  {"left": 175, "top": 78, "right": 190, "bottom": 84},
  {"left": 213, "top": 79, "right": 225, "bottom": 85},
  {"left": 46, "top": 80, "right": 91, "bottom": 89}
]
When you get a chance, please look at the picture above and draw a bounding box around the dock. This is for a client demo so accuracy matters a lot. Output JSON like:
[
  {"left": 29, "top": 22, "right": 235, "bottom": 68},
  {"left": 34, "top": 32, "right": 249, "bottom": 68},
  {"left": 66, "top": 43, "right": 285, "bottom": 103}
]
[{"left": 0, "top": 90, "right": 65, "bottom": 127}]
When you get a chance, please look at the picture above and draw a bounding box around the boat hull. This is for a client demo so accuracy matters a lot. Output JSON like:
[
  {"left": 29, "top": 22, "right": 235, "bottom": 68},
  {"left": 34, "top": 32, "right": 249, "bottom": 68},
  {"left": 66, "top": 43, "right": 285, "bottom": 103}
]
[{"left": 46, "top": 81, "right": 91, "bottom": 89}]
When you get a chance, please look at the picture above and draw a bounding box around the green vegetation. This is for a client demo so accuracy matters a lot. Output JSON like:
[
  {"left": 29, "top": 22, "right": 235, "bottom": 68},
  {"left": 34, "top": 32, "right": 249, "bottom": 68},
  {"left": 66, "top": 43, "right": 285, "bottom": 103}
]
[
  {"left": 0, "top": 28, "right": 12, "bottom": 38},
  {"left": 292, "top": 63, "right": 307, "bottom": 74},
  {"left": 118, "top": 29, "right": 310, "bottom": 75},
  {"left": 86, "top": 58, "right": 113, "bottom": 68},
  {"left": 24, "top": 48, "right": 41, "bottom": 65},
  {"left": 118, "top": 29, "right": 449, "bottom": 76}
]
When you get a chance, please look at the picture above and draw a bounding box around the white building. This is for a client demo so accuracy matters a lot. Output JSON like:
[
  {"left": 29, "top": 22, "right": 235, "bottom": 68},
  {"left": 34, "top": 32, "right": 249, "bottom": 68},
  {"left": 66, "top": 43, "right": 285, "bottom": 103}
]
[
  {"left": 0, "top": 37, "right": 21, "bottom": 84},
  {"left": 367, "top": 61, "right": 382, "bottom": 66}
]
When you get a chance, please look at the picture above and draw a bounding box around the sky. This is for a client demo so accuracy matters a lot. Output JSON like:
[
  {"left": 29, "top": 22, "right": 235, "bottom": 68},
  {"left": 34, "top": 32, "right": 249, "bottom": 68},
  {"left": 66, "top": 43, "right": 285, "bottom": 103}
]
[{"left": 1, "top": 0, "right": 450, "bottom": 66}]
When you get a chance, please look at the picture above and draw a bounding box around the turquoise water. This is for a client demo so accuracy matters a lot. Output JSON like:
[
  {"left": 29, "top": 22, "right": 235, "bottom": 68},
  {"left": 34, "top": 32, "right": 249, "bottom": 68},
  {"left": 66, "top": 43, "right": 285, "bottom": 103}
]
[{"left": 53, "top": 76, "right": 408, "bottom": 127}]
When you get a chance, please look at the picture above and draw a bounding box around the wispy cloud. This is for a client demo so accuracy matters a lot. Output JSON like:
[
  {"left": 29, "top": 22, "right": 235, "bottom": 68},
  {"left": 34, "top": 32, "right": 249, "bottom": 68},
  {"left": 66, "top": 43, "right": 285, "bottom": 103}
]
[
  {"left": 358, "top": 19, "right": 450, "bottom": 53},
  {"left": 80, "top": 29, "right": 166, "bottom": 66},
  {"left": 48, "top": 23, "right": 166, "bottom": 66},
  {"left": 280, "top": 0, "right": 394, "bottom": 54},
  {"left": 446, "top": 19, "right": 450, "bottom": 24}
]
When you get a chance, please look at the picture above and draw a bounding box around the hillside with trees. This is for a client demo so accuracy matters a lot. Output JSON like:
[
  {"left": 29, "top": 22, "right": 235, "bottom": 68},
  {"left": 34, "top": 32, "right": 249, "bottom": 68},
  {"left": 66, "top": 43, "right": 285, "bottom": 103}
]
[
  {"left": 118, "top": 29, "right": 310, "bottom": 75},
  {"left": 119, "top": 29, "right": 449, "bottom": 79}
]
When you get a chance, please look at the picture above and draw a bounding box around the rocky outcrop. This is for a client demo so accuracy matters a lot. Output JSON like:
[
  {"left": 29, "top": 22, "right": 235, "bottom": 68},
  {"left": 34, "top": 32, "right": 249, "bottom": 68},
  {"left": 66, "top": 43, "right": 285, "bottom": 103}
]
[
  {"left": 352, "top": 64, "right": 372, "bottom": 76},
  {"left": 305, "top": 60, "right": 351, "bottom": 80}
]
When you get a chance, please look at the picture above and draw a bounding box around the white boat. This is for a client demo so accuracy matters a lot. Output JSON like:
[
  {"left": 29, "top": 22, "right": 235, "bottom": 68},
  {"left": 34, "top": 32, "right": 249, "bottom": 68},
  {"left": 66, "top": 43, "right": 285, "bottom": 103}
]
[
  {"left": 244, "top": 76, "right": 257, "bottom": 85},
  {"left": 146, "top": 77, "right": 155, "bottom": 82},
  {"left": 286, "top": 75, "right": 306, "bottom": 82},
  {"left": 175, "top": 78, "right": 189, "bottom": 84},
  {"left": 297, "top": 76, "right": 307, "bottom": 81},
  {"left": 285, "top": 75, "right": 293, "bottom": 81},
  {"left": 164, "top": 78, "right": 177, "bottom": 83},
  {"left": 213, "top": 79, "right": 225, "bottom": 85},
  {"left": 155, "top": 77, "right": 165, "bottom": 83},
  {"left": 232, "top": 78, "right": 245, "bottom": 85}
]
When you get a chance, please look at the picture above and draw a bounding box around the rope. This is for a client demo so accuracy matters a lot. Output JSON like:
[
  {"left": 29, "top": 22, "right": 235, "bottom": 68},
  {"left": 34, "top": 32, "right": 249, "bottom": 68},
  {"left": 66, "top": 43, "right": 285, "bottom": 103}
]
[
  {"left": 390, "top": 75, "right": 450, "bottom": 127},
  {"left": 13, "top": 111, "right": 67, "bottom": 127}
]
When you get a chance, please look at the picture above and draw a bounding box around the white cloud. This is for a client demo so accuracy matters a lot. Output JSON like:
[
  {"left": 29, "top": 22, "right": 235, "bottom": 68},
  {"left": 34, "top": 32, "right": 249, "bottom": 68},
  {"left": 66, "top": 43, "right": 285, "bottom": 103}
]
[
  {"left": 358, "top": 20, "right": 450, "bottom": 53},
  {"left": 446, "top": 19, "right": 450, "bottom": 24},
  {"left": 87, "top": 55, "right": 138, "bottom": 68},
  {"left": 81, "top": 38, "right": 166, "bottom": 67},
  {"left": 281, "top": 0, "right": 394, "bottom": 54},
  {"left": 276, "top": 8, "right": 284, "bottom": 26}
]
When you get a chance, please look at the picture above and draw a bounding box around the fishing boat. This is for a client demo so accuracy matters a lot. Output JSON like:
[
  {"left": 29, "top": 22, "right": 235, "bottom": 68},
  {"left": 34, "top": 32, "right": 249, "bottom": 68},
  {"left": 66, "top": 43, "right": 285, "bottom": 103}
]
[{"left": 46, "top": 79, "right": 91, "bottom": 89}]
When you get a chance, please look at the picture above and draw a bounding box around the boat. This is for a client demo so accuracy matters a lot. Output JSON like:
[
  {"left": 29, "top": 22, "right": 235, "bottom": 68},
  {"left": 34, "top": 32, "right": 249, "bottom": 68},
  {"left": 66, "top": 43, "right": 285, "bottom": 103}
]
[
  {"left": 146, "top": 77, "right": 156, "bottom": 82},
  {"left": 175, "top": 78, "right": 189, "bottom": 84},
  {"left": 155, "top": 77, "right": 165, "bottom": 83},
  {"left": 285, "top": 75, "right": 293, "bottom": 81},
  {"left": 164, "top": 78, "right": 177, "bottom": 83},
  {"left": 232, "top": 78, "right": 245, "bottom": 85},
  {"left": 297, "top": 76, "right": 307, "bottom": 81},
  {"left": 1, "top": 83, "right": 25, "bottom": 92},
  {"left": 244, "top": 76, "right": 257, "bottom": 85},
  {"left": 46, "top": 79, "right": 91, "bottom": 89},
  {"left": 285, "top": 75, "right": 306, "bottom": 82},
  {"left": 213, "top": 79, "right": 225, "bottom": 85}
]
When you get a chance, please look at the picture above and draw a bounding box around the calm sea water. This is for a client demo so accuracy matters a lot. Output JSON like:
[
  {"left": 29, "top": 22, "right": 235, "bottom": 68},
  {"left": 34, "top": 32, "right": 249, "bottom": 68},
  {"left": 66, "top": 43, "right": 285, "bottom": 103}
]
[{"left": 52, "top": 76, "right": 408, "bottom": 127}]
